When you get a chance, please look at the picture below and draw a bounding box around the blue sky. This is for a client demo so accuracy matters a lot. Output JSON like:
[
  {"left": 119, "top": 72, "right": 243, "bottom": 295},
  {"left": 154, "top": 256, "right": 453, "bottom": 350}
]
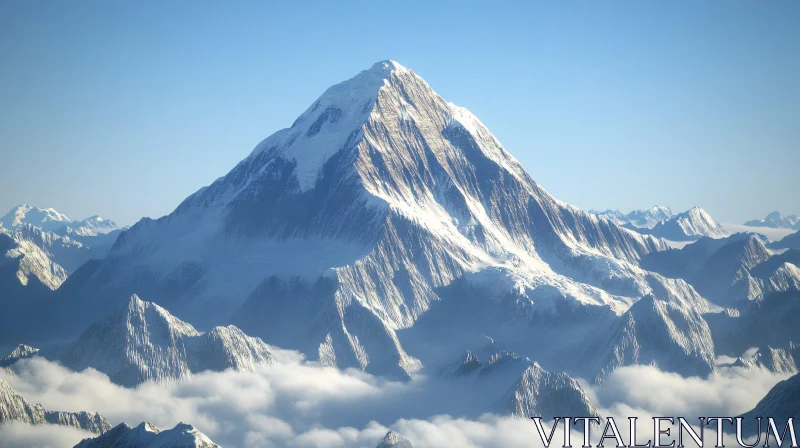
[{"left": 1, "top": 1, "right": 798, "bottom": 226}]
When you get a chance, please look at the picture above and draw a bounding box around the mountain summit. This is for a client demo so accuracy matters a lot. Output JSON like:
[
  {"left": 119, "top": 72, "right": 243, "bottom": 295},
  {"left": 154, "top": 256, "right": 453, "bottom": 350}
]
[{"left": 37, "top": 61, "right": 712, "bottom": 381}]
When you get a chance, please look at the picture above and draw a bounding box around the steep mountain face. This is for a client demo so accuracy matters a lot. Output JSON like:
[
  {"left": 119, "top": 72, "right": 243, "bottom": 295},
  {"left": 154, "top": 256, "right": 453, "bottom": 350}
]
[
  {"left": 74, "top": 422, "right": 220, "bottom": 448},
  {"left": 770, "top": 230, "right": 800, "bottom": 250},
  {"left": 642, "top": 233, "right": 800, "bottom": 308},
  {"left": 709, "top": 291, "right": 800, "bottom": 356},
  {"left": 0, "top": 232, "right": 67, "bottom": 290},
  {"left": 591, "top": 206, "right": 673, "bottom": 228},
  {"left": 500, "top": 361, "right": 599, "bottom": 418},
  {"left": 61, "top": 294, "right": 274, "bottom": 386},
  {"left": 0, "top": 378, "right": 111, "bottom": 434},
  {"left": 5, "top": 224, "right": 93, "bottom": 273},
  {"left": 583, "top": 295, "right": 716, "bottom": 382},
  {"left": 745, "top": 211, "right": 800, "bottom": 230},
  {"left": 648, "top": 206, "right": 728, "bottom": 241},
  {"left": 42, "top": 60, "right": 714, "bottom": 381},
  {"left": 738, "top": 372, "right": 800, "bottom": 435},
  {"left": 376, "top": 431, "right": 414, "bottom": 448},
  {"left": 0, "top": 204, "right": 72, "bottom": 232}
]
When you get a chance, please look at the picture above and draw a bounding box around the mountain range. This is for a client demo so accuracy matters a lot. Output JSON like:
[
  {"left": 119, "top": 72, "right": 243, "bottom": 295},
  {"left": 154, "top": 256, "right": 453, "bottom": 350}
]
[
  {"left": 591, "top": 206, "right": 674, "bottom": 228},
  {"left": 74, "top": 422, "right": 220, "bottom": 448},
  {"left": 0, "top": 378, "right": 110, "bottom": 434},
  {"left": 1, "top": 60, "right": 799, "bottom": 447},
  {"left": 745, "top": 211, "right": 800, "bottom": 230},
  {"left": 0, "top": 205, "right": 125, "bottom": 291}
]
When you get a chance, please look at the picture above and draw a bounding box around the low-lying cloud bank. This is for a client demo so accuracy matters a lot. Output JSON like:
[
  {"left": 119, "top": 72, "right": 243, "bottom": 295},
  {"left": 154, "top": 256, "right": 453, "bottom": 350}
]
[{"left": 0, "top": 354, "right": 790, "bottom": 448}]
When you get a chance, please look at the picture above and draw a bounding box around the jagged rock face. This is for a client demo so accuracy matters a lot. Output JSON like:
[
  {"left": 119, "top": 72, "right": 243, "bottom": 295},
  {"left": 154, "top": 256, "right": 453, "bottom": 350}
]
[
  {"left": 0, "top": 344, "right": 39, "bottom": 368},
  {"left": 0, "top": 232, "right": 67, "bottom": 290},
  {"left": 6, "top": 223, "right": 94, "bottom": 274},
  {"left": 733, "top": 345, "right": 798, "bottom": 374},
  {"left": 648, "top": 206, "right": 728, "bottom": 241},
  {"left": 74, "top": 422, "right": 220, "bottom": 448},
  {"left": 376, "top": 430, "right": 414, "bottom": 448},
  {"left": 438, "top": 341, "right": 599, "bottom": 417},
  {"left": 501, "top": 362, "right": 599, "bottom": 418},
  {"left": 745, "top": 211, "right": 800, "bottom": 230},
  {"left": 582, "top": 295, "right": 716, "bottom": 382},
  {"left": 61, "top": 294, "right": 274, "bottom": 387},
  {"left": 46, "top": 60, "right": 713, "bottom": 381},
  {"left": 0, "top": 379, "right": 110, "bottom": 434}
]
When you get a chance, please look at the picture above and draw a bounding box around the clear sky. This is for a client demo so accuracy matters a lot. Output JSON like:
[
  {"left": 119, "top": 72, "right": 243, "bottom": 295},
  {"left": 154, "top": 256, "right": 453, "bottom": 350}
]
[{"left": 1, "top": 1, "right": 798, "bottom": 226}]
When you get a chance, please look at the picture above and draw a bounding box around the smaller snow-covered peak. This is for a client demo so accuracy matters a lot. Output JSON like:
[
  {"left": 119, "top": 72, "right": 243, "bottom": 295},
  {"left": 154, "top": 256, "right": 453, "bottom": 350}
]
[
  {"left": 0, "top": 344, "right": 39, "bottom": 367},
  {"left": 62, "top": 294, "right": 274, "bottom": 386},
  {"left": 648, "top": 206, "right": 728, "bottom": 241},
  {"left": 376, "top": 430, "right": 415, "bottom": 448},
  {"left": 75, "top": 421, "right": 220, "bottom": 448}
]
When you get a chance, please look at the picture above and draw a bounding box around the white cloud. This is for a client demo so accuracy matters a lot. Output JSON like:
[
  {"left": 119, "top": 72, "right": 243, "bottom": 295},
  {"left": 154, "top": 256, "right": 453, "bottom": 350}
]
[
  {"left": 0, "top": 358, "right": 790, "bottom": 448},
  {"left": 0, "top": 422, "right": 92, "bottom": 448}
]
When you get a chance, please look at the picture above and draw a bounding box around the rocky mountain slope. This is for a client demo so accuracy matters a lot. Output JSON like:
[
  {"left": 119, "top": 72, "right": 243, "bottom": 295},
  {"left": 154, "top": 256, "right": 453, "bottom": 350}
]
[
  {"left": 60, "top": 294, "right": 275, "bottom": 386},
  {"left": 1, "top": 231, "right": 68, "bottom": 290},
  {"left": 74, "top": 422, "right": 219, "bottom": 448},
  {"left": 0, "top": 378, "right": 110, "bottom": 434}
]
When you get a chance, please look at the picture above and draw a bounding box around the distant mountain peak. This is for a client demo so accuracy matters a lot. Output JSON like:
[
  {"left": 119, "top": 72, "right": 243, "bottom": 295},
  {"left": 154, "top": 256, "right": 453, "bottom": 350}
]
[
  {"left": 376, "top": 430, "right": 415, "bottom": 448},
  {"left": 75, "top": 421, "right": 220, "bottom": 448},
  {"left": 0, "top": 204, "right": 71, "bottom": 232},
  {"left": 61, "top": 294, "right": 275, "bottom": 386},
  {"left": 745, "top": 211, "right": 800, "bottom": 230}
]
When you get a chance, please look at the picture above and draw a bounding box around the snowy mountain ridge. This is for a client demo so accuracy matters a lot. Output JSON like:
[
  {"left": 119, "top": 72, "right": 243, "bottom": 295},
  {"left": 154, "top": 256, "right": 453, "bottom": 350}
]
[
  {"left": 61, "top": 294, "right": 275, "bottom": 386},
  {"left": 591, "top": 206, "right": 674, "bottom": 228},
  {"left": 0, "top": 378, "right": 110, "bottom": 434},
  {"left": 647, "top": 206, "right": 729, "bottom": 241},
  {"left": 74, "top": 421, "right": 220, "bottom": 448}
]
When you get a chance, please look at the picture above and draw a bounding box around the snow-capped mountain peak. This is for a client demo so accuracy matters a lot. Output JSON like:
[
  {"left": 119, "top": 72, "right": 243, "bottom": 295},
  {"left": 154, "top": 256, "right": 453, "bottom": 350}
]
[
  {"left": 61, "top": 294, "right": 275, "bottom": 386},
  {"left": 75, "top": 421, "right": 220, "bottom": 448},
  {"left": 0, "top": 204, "right": 71, "bottom": 232},
  {"left": 376, "top": 430, "right": 415, "bottom": 448},
  {"left": 648, "top": 206, "right": 728, "bottom": 241},
  {"left": 53, "top": 60, "right": 710, "bottom": 383}
]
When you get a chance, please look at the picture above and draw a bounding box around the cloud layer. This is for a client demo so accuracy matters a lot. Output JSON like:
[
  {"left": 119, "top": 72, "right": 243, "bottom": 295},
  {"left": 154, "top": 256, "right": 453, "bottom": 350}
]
[{"left": 0, "top": 355, "right": 790, "bottom": 448}]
